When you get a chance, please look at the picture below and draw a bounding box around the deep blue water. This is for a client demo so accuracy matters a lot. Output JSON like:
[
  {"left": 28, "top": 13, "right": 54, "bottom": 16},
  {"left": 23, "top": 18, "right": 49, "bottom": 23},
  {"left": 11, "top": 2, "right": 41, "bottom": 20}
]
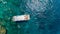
[{"left": 21, "top": 0, "right": 60, "bottom": 34}]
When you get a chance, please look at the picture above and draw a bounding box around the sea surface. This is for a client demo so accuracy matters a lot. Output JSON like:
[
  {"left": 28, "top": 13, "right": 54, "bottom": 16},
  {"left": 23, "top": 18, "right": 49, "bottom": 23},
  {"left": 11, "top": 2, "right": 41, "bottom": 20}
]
[{"left": 0, "top": 0, "right": 60, "bottom": 34}]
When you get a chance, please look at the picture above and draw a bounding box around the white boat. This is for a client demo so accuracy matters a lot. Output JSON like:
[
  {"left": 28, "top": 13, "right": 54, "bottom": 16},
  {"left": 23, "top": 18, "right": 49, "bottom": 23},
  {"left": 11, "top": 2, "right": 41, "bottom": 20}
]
[{"left": 12, "top": 15, "right": 30, "bottom": 21}]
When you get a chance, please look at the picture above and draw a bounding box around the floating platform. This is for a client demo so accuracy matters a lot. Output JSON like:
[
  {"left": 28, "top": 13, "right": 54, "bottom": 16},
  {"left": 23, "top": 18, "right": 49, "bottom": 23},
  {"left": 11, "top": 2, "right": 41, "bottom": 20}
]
[{"left": 12, "top": 15, "right": 30, "bottom": 21}]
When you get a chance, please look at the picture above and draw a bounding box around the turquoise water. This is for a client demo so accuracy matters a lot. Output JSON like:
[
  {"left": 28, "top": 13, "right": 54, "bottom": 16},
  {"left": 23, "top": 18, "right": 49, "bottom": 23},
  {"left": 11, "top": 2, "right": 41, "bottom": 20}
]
[{"left": 0, "top": 0, "right": 60, "bottom": 34}]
